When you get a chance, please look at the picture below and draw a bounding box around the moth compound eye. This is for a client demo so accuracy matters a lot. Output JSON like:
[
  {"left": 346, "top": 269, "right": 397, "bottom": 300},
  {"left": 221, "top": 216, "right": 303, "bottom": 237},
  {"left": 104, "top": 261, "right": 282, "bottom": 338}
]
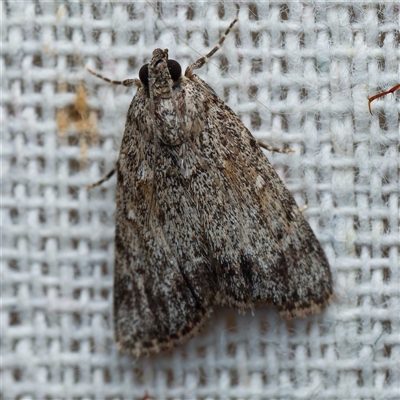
[
  {"left": 167, "top": 60, "right": 182, "bottom": 81},
  {"left": 139, "top": 63, "right": 149, "bottom": 86}
]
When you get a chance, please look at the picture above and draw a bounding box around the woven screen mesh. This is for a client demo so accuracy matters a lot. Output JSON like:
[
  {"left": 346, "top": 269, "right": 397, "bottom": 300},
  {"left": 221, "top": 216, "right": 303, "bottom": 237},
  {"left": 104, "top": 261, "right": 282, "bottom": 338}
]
[{"left": 2, "top": 1, "right": 399, "bottom": 399}]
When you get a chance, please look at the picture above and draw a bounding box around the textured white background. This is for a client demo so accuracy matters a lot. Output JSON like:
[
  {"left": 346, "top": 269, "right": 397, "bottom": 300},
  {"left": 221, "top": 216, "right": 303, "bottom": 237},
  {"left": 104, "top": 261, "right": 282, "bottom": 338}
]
[{"left": 2, "top": 1, "right": 399, "bottom": 399}]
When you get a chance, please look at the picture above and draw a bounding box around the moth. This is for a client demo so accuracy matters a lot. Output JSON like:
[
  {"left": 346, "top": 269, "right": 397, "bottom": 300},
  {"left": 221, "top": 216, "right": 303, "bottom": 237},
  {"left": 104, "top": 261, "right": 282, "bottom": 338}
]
[{"left": 88, "top": 19, "right": 333, "bottom": 357}]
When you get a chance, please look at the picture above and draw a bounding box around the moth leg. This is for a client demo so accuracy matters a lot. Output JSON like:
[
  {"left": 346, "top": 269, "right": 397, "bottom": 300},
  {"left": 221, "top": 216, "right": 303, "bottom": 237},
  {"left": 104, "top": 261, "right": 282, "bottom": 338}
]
[
  {"left": 185, "top": 18, "right": 238, "bottom": 77},
  {"left": 368, "top": 83, "right": 400, "bottom": 114},
  {"left": 86, "top": 68, "right": 141, "bottom": 88},
  {"left": 258, "top": 141, "right": 294, "bottom": 153},
  {"left": 84, "top": 68, "right": 140, "bottom": 191},
  {"left": 85, "top": 67, "right": 141, "bottom": 192},
  {"left": 86, "top": 167, "right": 116, "bottom": 190}
]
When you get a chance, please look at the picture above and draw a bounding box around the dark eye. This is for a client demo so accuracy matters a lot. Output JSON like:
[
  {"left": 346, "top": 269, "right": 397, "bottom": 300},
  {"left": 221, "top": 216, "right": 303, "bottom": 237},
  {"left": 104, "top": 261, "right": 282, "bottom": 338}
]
[
  {"left": 139, "top": 63, "right": 149, "bottom": 86},
  {"left": 167, "top": 60, "right": 181, "bottom": 81}
]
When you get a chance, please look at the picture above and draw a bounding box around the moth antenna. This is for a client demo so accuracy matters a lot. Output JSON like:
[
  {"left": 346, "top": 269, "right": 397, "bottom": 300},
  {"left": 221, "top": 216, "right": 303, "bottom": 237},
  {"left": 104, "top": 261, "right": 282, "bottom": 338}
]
[
  {"left": 86, "top": 68, "right": 140, "bottom": 88},
  {"left": 185, "top": 18, "right": 238, "bottom": 78}
]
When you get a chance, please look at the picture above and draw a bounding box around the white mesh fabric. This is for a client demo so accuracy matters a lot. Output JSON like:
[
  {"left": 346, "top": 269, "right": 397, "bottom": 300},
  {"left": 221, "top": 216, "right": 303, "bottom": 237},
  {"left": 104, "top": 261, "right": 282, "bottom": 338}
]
[{"left": 2, "top": 2, "right": 399, "bottom": 399}]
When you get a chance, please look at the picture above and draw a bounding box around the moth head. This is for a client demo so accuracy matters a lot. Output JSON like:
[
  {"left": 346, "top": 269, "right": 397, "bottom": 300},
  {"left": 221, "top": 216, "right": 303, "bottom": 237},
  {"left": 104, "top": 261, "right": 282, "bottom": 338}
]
[{"left": 139, "top": 48, "right": 182, "bottom": 87}]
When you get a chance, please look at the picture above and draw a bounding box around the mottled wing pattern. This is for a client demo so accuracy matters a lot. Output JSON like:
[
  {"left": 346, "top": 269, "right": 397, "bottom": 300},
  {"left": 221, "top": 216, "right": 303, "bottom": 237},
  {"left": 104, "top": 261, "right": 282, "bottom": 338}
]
[
  {"left": 188, "top": 75, "right": 333, "bottom": 316},
  {"left": 113, "top": 50, "right": 332, "bottom": 357},
  {"left": 114, "top": 87, "right": 216, "bottom": 356}
]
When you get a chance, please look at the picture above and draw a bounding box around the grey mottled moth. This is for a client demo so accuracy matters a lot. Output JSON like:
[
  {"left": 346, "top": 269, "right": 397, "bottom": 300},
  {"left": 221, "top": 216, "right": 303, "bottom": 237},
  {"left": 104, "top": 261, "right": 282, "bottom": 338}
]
[{"left": 87, "top": 19, "right": 333, "bottom": 357}]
